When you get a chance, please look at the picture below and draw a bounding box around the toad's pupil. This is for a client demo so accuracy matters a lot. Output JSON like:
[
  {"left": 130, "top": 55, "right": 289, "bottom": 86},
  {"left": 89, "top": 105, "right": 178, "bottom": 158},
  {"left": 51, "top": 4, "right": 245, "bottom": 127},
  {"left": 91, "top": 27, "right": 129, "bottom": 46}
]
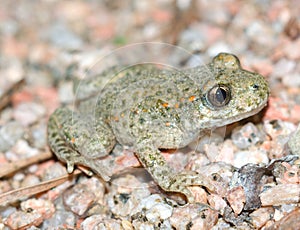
[
  {"left": 216, "top": 87, "right": 227, "bottom": 103},
  {"left": 206, "top": 84, "right": 231, "bottom": 108}
]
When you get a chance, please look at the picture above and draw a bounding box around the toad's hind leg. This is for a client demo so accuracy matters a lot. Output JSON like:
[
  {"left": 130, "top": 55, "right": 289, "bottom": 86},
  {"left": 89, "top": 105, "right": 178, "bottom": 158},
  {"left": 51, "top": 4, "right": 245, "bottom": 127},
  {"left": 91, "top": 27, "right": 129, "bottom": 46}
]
[
  {"left": 47, "top": 107, "right": 116, "bottom": 181},
  {"left": 135, "top": 137, "right": 217, "bottom": 203}
]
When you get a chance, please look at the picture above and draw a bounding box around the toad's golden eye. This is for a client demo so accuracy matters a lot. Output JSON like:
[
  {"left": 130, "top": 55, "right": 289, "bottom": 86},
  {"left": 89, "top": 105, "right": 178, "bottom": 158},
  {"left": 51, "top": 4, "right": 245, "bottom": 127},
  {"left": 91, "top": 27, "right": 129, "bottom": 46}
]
[{"left": 206, "top": 84, "right": 231, "bottom": 108}]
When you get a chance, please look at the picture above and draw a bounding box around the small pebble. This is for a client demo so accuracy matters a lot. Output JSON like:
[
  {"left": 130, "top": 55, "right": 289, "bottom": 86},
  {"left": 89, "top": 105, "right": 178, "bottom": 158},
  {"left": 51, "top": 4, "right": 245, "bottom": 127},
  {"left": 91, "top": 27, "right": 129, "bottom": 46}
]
[
  {"left": 28, "top": 122, "right": 48, "bottom": 149},
  {"left": 211, "top": 219, "right": 232, "bottom": 230},
  {"left": 188, "top": 186, "right": 207, "bottom": 204},
  {"left": 131, "top": 221, "right": 155, "bottom": 230},
  {"left": 130, "top": 194, "right": 173, "bottom": 228},
  {"left": 45, "top": 23, "right": 83, "bottom": 50},
  {"left": 0, "top": 206, "right": 17, "bottom": 219},
  {"left": 81, "top": 215, "right": 123, "bottom": 230},
  {"left": 62, "top": 178, "right": 104, "bottom": 217},
  {"left": 58, "top": 81, "right": 74, "bottom": 104},
  {"left": 27, "top": 164, "right": 39, "bottom": 174},
  {"left": 249, "top": 207, "right": 274, "bottom": 229},
  {"left": 5, "top": 139, "right": 39, "bottom": 161},
  {"left": 204, "top": 140, "right": 235, "bottom": 164},
  {"left": 273, "top": 208, "right": 285, "bottom": 222},
  {"left": 0, "top": 107, "right": 13, "bottom": 124},
  {"left": 170, "top": 203, "right": 218, "bottom": 230},
  {"left": 42, "top": 210, "right": 76, "bottom": 229},
  {"left": 276, "top": 162, "right": 300, "bottom": 184},
  {"left": 207, "top": 41, "right": 231, "bottom": 57},
  {"left": 81, "top": 177, "right": 105, "bottom": 203},
  {"left": 190, "top": 130, "right": 226, "bottom": 153},
  {"left": 0, "top": 180, "right": 11, "bottom": 193},
  {"left": 13, "top": 102, "right": 46, "bottom": 126},
  {"left": 5, "top": 210, "right": 42, "bottom": 230},
  {"left": 233, "top": 149, "right": 269, "bottom": 168},
  {"left": 63, "top": 182, "right": 97, "bottom": 216},
  {"left": 42, "top": 162, "right": 68, "bottom": 181},
  {"left": 282, "top": 72, "right": 300, "bottom": 88},
  {"left": 269, "top": 208, "right": 300, "bottom": 230},
  {"left": 231, "top": 122, "right": 265, "bottom": 149},
  {"left": 207, "top": 194, "right": 227, "bottom": 215},
  {"left": 246, "top": 20, "right": 275, "bottom": 49},
  {"left": 283, "top": 39, "right": 300, "bottom": 59},
  {"left": 0, "top": 121, "right": 24, "bottom": 152},
  {"left": 20, "top": 174, "right": 40, "bottom": 187},
  {"left": 110, "top": 173, "right": 149, "bottom": 192},
  {"left": 107, "top": 184, "right": 151, "bottom": 217},
  {"left": 21, "top": 198, "right": 55, "bottom": 219},
  {"left": 281, "top": 203, "right": 297, "bottom": 214},
  {"left": 12, "top": 172, "right": 25, "bottom": 181},
  {"left": 145, "top": 202, "right": 173, "bottom": 223},
  {"left": 272, "top": 58, "right": 296, "bottom": 79},
  {"left": 226, "top": 186, "right": 246, "bottom": 215},
  {"left": 260, "top": 184, "right": 300, "bottom": 206},
  {"left": 5, "top": 198, "right": 55, "bottom": 230}
]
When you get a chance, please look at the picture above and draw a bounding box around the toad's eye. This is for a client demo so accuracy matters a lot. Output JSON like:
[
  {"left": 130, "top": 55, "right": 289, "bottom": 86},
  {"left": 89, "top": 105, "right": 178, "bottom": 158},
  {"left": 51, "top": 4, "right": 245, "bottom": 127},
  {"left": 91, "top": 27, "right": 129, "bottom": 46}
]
[{"left": 206, "top": 84, "right": 231, "bottom": 108}]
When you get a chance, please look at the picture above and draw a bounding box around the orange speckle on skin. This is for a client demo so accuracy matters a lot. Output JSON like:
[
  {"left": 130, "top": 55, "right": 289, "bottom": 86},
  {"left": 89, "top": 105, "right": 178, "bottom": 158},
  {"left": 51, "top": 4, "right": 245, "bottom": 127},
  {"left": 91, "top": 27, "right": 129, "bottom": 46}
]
[
  {"left": 162, "top": 102, "right": 169, "bottom": 108},
  {"left": 189, "top": 95, "right": 196, "bottom": 102},
  {"left": 132, "top": 109, "right": 139, "bottom": 114}
]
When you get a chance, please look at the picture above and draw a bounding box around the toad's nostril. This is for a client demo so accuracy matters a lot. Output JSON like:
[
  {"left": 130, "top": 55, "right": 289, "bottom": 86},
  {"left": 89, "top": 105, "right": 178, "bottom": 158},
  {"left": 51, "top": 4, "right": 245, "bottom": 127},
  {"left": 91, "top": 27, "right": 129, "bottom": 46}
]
[{"left": 252, "top": 84, "right": 259, "bottom": 90}]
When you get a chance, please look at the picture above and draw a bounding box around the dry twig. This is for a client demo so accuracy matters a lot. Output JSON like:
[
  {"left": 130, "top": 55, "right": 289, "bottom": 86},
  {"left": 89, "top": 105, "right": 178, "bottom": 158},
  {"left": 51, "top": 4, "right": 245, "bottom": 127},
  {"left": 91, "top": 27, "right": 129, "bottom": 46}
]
[
  {"left": 0, "top": 151, "right": 53, "bottom": 178},
  {"left": 0, "top": 170, "right": 81, "bottom": 206}
]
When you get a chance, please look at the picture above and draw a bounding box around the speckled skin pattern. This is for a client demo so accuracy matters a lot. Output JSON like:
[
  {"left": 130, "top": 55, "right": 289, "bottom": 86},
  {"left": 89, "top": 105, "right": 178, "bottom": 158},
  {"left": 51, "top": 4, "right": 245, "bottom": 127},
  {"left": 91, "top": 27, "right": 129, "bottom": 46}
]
[
  {"left": 48, "top": 53, "right": 269, "bottom": 202},
  {"left": 288, "top": 125, "right": 300, "bottom": 156}
]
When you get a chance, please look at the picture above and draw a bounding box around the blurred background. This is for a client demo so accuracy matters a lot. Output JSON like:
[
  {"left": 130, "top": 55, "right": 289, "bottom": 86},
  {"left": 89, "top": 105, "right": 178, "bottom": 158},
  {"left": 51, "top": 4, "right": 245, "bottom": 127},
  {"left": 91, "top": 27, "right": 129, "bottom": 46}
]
[
  {"left": 1, "top": 0, "right": 299, "bottom": 111},
  {"left": 1, "top": 0, "right": 299, "bottom": 90}
]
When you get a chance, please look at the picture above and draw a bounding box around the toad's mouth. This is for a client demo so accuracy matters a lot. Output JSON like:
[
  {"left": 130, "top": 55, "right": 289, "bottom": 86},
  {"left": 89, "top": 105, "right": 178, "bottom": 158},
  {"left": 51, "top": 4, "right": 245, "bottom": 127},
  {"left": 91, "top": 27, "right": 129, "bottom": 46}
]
[{"left": 206, "top": 100, "right": 268, "bottom": 128}]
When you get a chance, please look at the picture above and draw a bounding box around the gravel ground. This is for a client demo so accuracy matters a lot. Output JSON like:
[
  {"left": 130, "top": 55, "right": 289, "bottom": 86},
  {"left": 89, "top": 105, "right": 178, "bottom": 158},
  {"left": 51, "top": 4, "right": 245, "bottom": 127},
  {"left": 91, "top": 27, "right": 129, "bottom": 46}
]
[{"left": 0, "top": 0, "right": 300, "bottom": 229}]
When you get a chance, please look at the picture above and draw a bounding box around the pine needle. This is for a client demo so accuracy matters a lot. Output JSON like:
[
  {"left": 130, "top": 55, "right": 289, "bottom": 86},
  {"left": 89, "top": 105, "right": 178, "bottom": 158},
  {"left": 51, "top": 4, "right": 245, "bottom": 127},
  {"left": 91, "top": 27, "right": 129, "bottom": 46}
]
[{"left": 0, "top": 170, "right": 81, "bottom": 206}]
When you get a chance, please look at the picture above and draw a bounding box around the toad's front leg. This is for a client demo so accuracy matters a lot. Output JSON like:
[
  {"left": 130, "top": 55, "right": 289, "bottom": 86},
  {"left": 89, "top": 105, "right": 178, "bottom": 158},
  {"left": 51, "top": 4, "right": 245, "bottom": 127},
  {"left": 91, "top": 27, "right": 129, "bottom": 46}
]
[
  {"left": 135, "top": 137, "right": 217, "bottom": 203},
  {"left": 47, "top": 107, "right": 116, "bottom": 181}
]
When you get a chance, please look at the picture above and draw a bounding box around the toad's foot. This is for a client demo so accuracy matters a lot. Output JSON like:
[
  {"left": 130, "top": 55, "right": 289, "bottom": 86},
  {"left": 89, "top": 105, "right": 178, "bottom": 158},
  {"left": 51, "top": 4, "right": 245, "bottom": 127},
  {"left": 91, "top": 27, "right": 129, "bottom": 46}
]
[
  {"left": 167, "top": 171, "right": 217, "bottom": 203},
  {"left": 135, "top": 138, "right": 217, "bottom": 203}
]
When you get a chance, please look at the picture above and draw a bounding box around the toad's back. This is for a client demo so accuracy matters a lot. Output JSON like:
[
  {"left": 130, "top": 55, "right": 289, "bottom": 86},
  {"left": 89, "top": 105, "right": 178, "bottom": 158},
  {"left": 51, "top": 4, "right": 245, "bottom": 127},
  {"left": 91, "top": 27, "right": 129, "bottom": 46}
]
[{"left": 91, "top": 64, "right": 211, "bottom": 147}]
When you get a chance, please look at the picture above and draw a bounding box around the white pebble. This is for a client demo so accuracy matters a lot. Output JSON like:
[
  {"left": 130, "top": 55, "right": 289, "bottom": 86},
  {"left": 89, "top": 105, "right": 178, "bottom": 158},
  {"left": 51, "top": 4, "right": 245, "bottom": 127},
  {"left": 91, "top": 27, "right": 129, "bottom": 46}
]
[
  {"left": 146, "top": 203, "right": 173, "bottom": 223},
  {"left": 13, "top": 102, "right": 46, "bottom": 126},
  {"left": 233, "top": 149, "right": 269, "bottom": 168}
]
